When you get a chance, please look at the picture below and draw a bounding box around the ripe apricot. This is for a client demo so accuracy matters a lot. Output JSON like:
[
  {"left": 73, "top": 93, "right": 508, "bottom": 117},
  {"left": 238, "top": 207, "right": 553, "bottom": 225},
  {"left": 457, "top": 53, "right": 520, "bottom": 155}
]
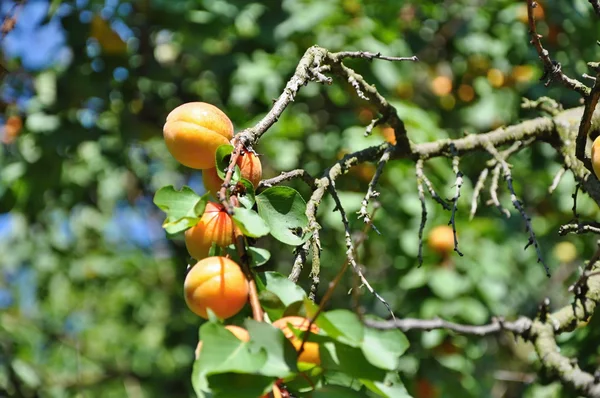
[
  {"left": 184, "top": 256, "right": 249, "bottom": 319},
  {"left": 185, "top": 202, "right": 238, "bottom": 260},
  {"left": 427, "top": 225, "right": 455, "bottom": 254},
  {"left": 202, "top": 150, "right": 262, "bottom": 198},
  {"left": 163, "top": 102, "right": 234, "bottom": 169},
  {"left": 592, "top": 136, "right": 600, "bottom": 180},
  {"left": 195, "top": 325, "right": 250, "bottom": 359},
  {"left": 272, "top": 316, "right": 320, "bottom": 365},
  {"left": 2, "top": 115, "right": 22, "bottom": 144}
]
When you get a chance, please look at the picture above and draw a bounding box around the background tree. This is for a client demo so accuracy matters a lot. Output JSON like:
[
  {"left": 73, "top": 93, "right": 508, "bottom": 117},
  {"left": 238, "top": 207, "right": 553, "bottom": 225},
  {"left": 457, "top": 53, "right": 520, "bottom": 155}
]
[{"left": 1, "top": 0, "right": 600, "bottom": 397}]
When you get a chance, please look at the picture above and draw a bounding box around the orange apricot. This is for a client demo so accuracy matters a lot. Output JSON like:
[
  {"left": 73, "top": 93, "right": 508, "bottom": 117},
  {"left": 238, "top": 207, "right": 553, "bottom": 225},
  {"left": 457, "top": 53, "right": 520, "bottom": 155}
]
[
  {"left": 184, "top": 256, "right": 249, "bottom": 319},
  {"left": 272, "top": 316, "right": 320, "bottom": 365},
  {"left": 427, "top": 225, "right": 455, "bottom": 254},
  {"left": 202, "top": 168, "right": 224, "bottom": 199},
  {"left": 202, "top": 150, "right": 262, "bottom": 198},
  {"left": 592, "top": 136, "right": 600, "bottom": 180},
  {"left": 2, "top": 115, "right": 22, "bottom": 144},
  {"left": 195, "top": 325, "right": 250, "bottom": 359},
  {"left": 163, "top": 102, "right": 234, "bottom": 169},
  {"left": 185, "top": 202, "right": 238, "bottom": 260}
]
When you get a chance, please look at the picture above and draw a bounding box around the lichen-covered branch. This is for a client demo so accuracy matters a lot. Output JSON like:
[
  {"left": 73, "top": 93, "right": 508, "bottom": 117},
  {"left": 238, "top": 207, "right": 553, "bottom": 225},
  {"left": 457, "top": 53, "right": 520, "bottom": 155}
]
[
  {"left": 526, "top": 0, "right": 589, "bottom": 96},
  {"left": 364, "top": 316, "right": 531, "bottom": 336},
  {"left": 258, "top": 169, "right": 315, "bottom": 190}
]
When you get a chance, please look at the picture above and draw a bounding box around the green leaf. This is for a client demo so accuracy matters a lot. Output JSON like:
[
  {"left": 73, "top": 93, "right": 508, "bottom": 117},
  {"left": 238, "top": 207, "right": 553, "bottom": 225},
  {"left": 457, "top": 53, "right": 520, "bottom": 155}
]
[
  {"left": 238, "top": 178, "right": 256, "bottom": 209},
  {"left": 248, "top": 247, "right": 271, "bottom": 267},
  {"left": 245, "top": 319, "right": 298, "bottom": 377},
  {"left": 256, "top": 186, "right": 310, "bottom": 245},
  {"left": 215, "top": 144, "right": 240, "bottom": 182},
  {"left": 320, "top": 340, "right": 386, "bottom": 381},
  {"left": 207, "top": 373, "right": 275, "bottom": 398},
  {"left": 225, "top": 245, "right": 271, "bottom": 267},
  {"left": 361, "top": 327, "right": 409, "bottom": 371},
  {"left": 362, "top": 372, "right": 412, "bottom": 398},
  {"left": 196, "top": 322, "right": 267, "bottom": 375},
  {"left": 258, "top": 290, "right": 287, "bottom": 320},
  {"left": 318, "top": 310, "right": 364, "bottom": 347},
  {"left": 153, "top": 185, "right": 208, "bottom": 234},
  {"left": 256, "top": 272, "right": 307, "bottom": 307},
  {"left": 311, "top": 385, "right": 367, "bottom": 398},
  {"left": 232, "top": 207, "right": 270, "bottom": 238}
]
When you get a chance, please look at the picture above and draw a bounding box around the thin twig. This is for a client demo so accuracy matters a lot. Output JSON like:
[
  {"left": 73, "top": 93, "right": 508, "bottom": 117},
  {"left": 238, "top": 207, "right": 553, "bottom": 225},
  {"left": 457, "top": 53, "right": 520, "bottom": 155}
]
[
  {"left": 365, "top": 316, "right": 531, "bottom": 335},
  {"left": 448, "top": 145, "right": 464, "bottom": 256},
  {"left": 332, "top": 51, "right": 419, "bottom": 63},
  {"left": 358, "top": 146, "right": 393, "bottom": 230},
  {"left": 487, "top": 163, "right": 511, "bottom": 217},
  {"left": 485, "top": 142, "right": 549, "bottom": 276},
  {"left": 549, "top": 167, "right": 566, "bottom": 194},
  {"left": 559, "top": 222, "right": 600, "bottom": 236},
  {"left": 415, "top": 159, "right": 428, "bottom": 267},
  {"left": 470, "top": 167, "right": 489, "bottom": 220},
  {"left": 258, "top": 169, "right": 315, "bottom": 190},
  {"left": 328, "top": 179, "right": 395, "bottom": 318},
  {"left": 525, "top": 0, "right": 589, "bottom": 96},
  {"left": 421, "top": 172, "right": 451, "bottom": 210}
]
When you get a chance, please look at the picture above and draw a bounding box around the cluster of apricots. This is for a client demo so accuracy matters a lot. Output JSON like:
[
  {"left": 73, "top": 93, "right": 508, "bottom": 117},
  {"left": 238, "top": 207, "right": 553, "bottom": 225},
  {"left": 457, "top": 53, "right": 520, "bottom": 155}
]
[
  {"left": 163, "top": 102, "right": 262, "bottom": 321},
  {"left": 163, "top": 103, "right": 322, "bottom": 396}
]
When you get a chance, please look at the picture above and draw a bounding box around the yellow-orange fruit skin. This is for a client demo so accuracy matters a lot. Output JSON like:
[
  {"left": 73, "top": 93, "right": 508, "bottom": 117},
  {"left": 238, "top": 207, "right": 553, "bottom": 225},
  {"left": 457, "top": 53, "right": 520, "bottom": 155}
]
[
  {"left": 592, "top": 136, "right": 600, "bottom": 180},
  {"left": 202, "top": 168, "right": 224, "bottom": 199},
  {"left": 427, "top": 225, "right": 455, "bottom": 254},
  {"left": 260, "top": 385, "right": 282, "bottom": 398},
  {"left": 237, "top": 150, "right": 262, "bottom": 188},
  {"left": 272, "top": 316, "right": 320, "bottom": 365},
  {"left": 195, "top": 325, "right": 250, "bottom": 359},
  {"left": 163, "top": 102, "right": 234, "bottom": 169},
  {"left": 185, "top": 202, "right": 237, "bottom": 260},
  {"left": 202, "top": 151, "right": 262, "bottom": 198},
  {"left": 184, "top": 256, "right": 249, "bottom": 319}
]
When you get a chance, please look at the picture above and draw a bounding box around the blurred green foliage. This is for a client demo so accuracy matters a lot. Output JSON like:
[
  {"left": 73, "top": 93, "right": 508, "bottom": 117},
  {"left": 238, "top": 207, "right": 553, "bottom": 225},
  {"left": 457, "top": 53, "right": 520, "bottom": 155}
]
[{"left": 1, "top": 0, "right": 600, "bottom": 397}]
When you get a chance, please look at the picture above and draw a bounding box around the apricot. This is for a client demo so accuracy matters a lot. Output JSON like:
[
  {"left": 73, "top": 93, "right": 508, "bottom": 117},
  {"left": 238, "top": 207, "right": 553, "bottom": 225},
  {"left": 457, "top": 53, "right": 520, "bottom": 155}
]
[
  {"left": 195, "top": 325, "right": 250, "bottom": 359},
  {"left": 185, "top": 202, "right": 239, "bottom": 260},
  {"left": 202, "top": 150, "right": 262, "bottom": 198},
  {"left": 2, "top": 115, "right": 22, "bottom": 144},
  {"left": 427, "top": 225, "right": 455, "bottom": 254},
  {"left": 272, "top": 316, "right": 320, "bottom": 365},
  {"left": 184, "top": 256, "right": 249, "bottom": 319},
  {"left": 163, "top": 102, "right": 234, "bottom": 169},
  {"left": 592, "top": 135, "right": 600, "bottom": 180}
]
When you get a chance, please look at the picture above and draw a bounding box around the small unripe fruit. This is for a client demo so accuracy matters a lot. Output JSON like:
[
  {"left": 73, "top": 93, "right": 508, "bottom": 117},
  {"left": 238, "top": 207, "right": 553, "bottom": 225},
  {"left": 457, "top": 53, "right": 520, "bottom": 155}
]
[
  {"left": 185, "top": 202, "right": 238, "bottom": 260},
  {"left": 184, "top": 256, "right": 249, "bottom": 319},
  {"left": 202, "top": 150, "right": 262, "bottom": 198},
  {"left": 427, "top": 225, "right": 455, "bottom": 254},
  {"left": 195, "top": 325, "right": 250, "bottom": 359},
  {"left": 592, "top": 136, "right": 600, "bottom": 180},
  {"left": 272, "top": 316, "right": 320, "bottom": 365},
  {"left": 553, "top": 241, "right": 577, "bottom": 263},
  {"left": 163, "top": 102, "right": 234, "bottom": 169}
]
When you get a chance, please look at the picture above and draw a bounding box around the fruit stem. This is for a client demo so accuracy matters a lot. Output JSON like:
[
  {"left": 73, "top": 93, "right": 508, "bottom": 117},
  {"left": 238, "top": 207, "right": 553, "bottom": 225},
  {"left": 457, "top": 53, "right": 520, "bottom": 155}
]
[
  {"left": 220, "top": 138, "right": 264, "bottom": 321},
  {"left": 234, "top": 233, "right": 264, "bottom": 322},
  {"left": 219, "top": 141, "right": 243, "bottom": 214}
]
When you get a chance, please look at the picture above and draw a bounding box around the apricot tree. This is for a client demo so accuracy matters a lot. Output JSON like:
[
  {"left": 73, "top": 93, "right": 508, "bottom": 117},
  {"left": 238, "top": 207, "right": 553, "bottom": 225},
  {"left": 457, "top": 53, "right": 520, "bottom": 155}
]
[{"left": 153, "top": 2, "right": 600, "bottom": 396}]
